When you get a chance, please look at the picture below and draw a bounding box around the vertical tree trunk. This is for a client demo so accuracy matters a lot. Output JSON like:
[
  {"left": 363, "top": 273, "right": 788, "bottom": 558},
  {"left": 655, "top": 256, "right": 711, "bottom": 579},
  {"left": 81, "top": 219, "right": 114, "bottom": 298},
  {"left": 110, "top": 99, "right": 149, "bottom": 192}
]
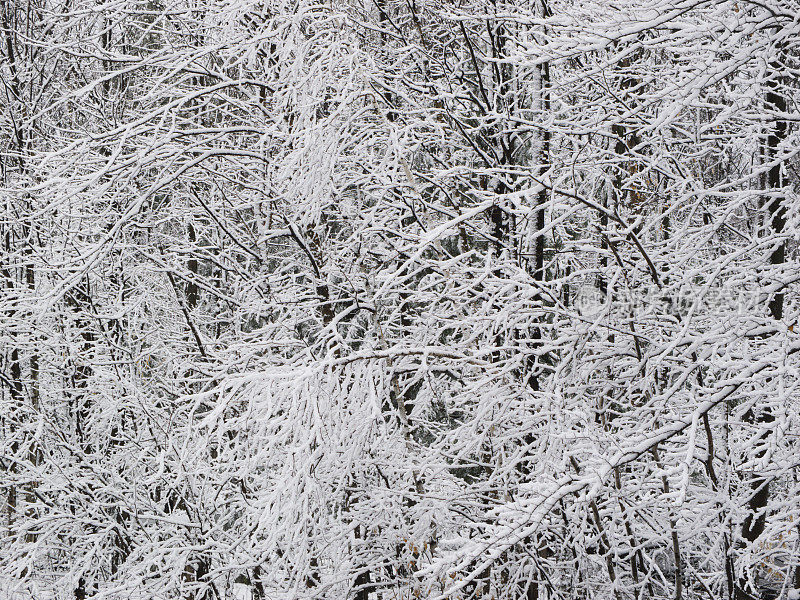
[
  {"left": 0, "top": 0, "right": 40, "bottom": 551},
  {"left": 736, "top": 46, "right": 787, "bottom": 600}
]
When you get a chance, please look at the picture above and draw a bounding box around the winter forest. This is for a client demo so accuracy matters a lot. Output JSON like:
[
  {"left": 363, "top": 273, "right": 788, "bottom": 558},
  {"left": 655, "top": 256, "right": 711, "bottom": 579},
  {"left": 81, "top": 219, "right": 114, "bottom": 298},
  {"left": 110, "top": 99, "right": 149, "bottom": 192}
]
[{"left": 3, "top": 0, "right": 800, "bottom": 598}]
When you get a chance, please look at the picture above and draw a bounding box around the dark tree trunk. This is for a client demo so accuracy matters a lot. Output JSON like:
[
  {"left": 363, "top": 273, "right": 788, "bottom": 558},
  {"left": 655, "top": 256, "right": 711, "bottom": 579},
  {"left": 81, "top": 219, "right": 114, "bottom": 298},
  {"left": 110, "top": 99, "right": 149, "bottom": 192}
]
[{"left": 736, "top": 51, "right": 787, "bottom": 600}]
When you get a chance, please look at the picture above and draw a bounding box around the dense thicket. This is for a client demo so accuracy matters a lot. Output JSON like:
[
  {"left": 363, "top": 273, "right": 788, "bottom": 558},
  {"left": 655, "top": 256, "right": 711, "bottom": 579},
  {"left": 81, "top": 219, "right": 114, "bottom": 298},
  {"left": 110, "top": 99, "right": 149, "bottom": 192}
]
[{"left": 2, "top": 0, "right": 800, "bottom": 598}]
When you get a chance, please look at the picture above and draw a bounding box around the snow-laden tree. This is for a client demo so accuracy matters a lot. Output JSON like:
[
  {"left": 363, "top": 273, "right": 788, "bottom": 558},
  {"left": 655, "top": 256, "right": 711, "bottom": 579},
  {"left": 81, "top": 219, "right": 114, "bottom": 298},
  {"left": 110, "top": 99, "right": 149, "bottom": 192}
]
[{"left": 1, "top": 0, "right": 800, "bottom": 598}]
